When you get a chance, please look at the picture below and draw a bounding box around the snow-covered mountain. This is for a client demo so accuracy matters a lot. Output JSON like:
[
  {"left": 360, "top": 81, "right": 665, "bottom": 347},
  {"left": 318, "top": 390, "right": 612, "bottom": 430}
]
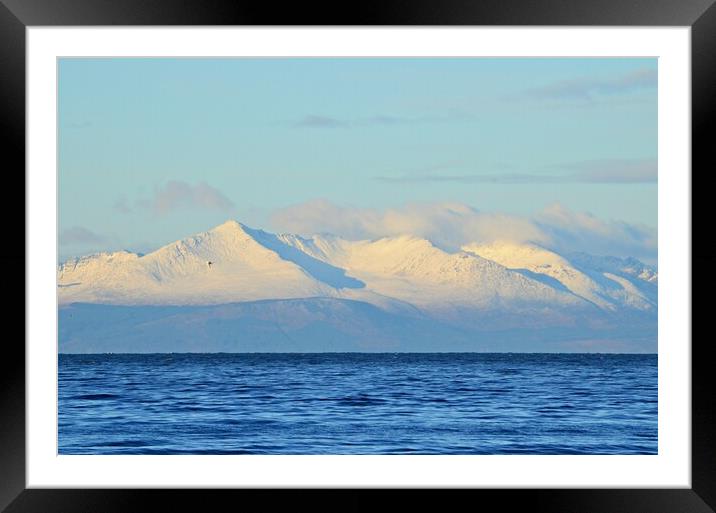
[
  {"left": 462, "top": 241, "right": 657, "bottom": 312},
  {"left": 58, "top": 221, "right": 342, "bottom": 305},
  {"left": 58, "top": 220, "right": 658, "bottom": 353}
]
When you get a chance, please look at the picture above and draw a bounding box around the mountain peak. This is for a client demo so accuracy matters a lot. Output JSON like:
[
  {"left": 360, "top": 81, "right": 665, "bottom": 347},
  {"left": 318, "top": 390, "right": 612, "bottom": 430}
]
[
  {"left": 463, "top": 240, "right": 568, "bottom": 268},
  {"left": 211, "top": 219, "right": 249, "bottom": 234}
]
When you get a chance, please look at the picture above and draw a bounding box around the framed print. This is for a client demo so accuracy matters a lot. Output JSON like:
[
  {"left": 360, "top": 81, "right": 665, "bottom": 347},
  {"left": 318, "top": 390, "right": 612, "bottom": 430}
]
[{"left": 3, "top": 0, "right": 714, "bottom": 511}]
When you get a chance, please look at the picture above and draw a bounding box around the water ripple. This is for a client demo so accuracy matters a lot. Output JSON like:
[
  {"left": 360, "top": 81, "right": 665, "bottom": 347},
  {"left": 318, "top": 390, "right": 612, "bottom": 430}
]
[{"left": 58, "top": 353, "right": 657, "bottom": 455}]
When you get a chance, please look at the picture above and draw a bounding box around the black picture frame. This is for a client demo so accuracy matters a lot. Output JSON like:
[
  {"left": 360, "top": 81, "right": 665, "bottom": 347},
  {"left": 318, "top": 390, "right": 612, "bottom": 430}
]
[{"left": 3, "top": 0, "right": 712, "bottom": 511}]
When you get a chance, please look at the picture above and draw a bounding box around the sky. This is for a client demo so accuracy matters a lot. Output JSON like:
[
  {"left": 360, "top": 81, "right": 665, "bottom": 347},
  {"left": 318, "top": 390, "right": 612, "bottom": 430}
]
[{"left": 58, "top": 57, "right": 658, "bottom": 264}]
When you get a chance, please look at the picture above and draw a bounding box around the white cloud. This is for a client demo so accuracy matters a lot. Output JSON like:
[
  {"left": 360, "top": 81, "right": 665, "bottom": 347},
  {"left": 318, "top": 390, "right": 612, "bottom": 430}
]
[
  {"left": 136, "top": 181, "right": 234, "bottom": 215},
  {"left": 524, "top": 68, "right": 657, "bottom": 101},
  {"left": 558, "top": 158, "right": 657, "bottom": 183},
  {"left": 535, "top": 203, "right": 657, "bottom": 261},
  {"left": 375, "top": 159, "right": 657, "bottom": 184}
]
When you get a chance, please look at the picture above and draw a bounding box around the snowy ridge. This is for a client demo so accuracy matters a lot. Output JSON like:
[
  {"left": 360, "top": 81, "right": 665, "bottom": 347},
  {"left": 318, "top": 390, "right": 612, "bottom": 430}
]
[
  {"left": 58, "top": 220, "right": 338, "bottom": 305},
  {"left": 462, "top": 241, "right": 657, "bottom": 312},
  {"left": 58, "top": 220, "right": 657, "bottom": 320},
  {"left": 276, "top": 234, "right": 586, "bottom": 317}
]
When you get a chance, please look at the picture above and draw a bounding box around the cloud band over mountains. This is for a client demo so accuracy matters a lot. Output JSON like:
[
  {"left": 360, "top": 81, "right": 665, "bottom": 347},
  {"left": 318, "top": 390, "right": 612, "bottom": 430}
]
[{"left": 270, "top": 200, "right": 657, "bottom": 262}]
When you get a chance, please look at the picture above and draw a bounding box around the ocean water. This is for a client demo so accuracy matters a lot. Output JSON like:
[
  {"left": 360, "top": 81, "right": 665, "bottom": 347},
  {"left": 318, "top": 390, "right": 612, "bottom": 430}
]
[{"left": 58, "top": 353, "right": 657, "bottom": 455}]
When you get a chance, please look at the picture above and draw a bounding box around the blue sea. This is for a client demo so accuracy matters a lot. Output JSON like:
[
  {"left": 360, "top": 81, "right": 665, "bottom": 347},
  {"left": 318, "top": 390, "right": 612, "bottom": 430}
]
[{"left": 58, "top": 353, "right": 657, "bottom": 454}]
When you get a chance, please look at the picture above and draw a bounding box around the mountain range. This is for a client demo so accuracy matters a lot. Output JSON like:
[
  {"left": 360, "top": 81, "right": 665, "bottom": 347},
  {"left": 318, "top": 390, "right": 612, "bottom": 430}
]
[{"left": 58, "top": 220, "right": 657, "bottom": 353}]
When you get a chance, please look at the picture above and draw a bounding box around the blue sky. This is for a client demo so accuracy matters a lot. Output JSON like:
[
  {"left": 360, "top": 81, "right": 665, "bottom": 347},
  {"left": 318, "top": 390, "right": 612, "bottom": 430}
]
[{"left": 58, "top": 58, "right": 657, "bottom": 263}]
